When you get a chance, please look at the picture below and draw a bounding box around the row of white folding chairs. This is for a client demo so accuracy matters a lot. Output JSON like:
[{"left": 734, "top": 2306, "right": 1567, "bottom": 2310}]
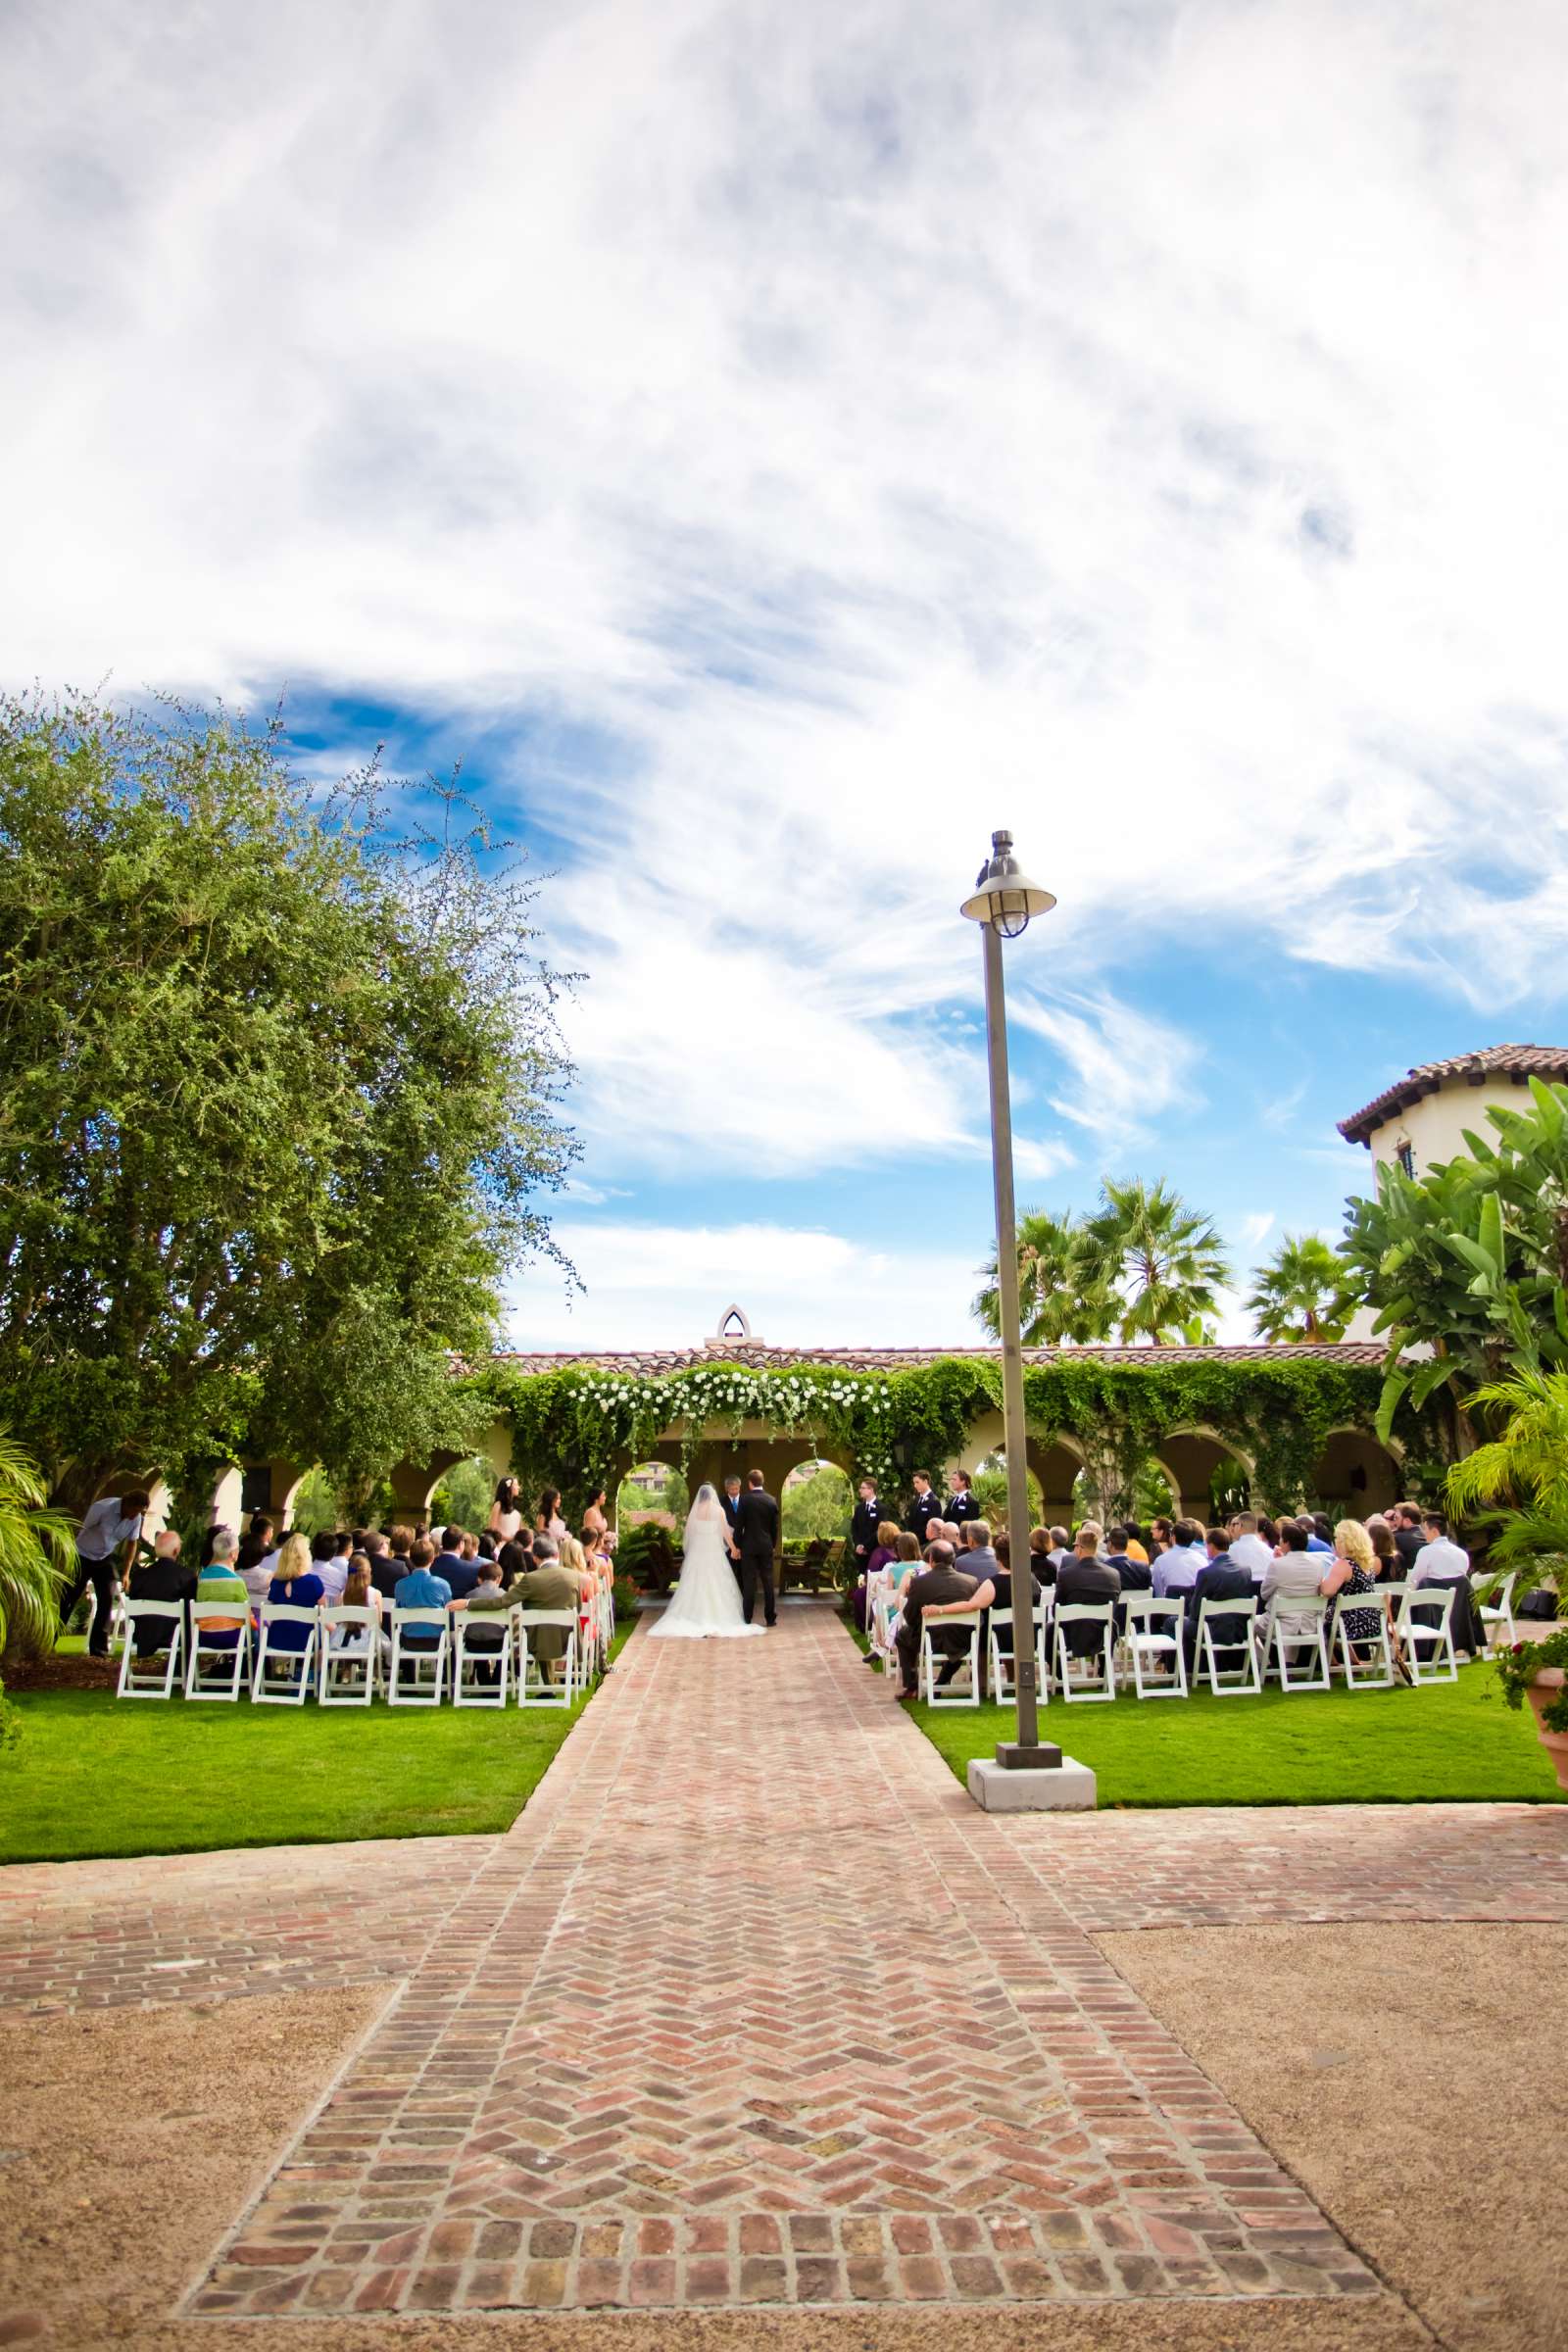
[
  {"left": 115, "top": 1600, "right": 584, "bottom": 1709},
  {"left": 917, "top": 1583, "right": 1463, "bottom": 1708}
]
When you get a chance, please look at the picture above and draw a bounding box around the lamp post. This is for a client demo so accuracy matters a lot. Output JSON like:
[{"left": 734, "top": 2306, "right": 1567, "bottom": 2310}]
[{"left": 961, "top": 830, "right": 1061, "bottom": 1772}]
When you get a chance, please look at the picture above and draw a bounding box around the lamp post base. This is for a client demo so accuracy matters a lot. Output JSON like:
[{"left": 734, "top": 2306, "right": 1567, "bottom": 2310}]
[
  {"left": 967, "top": 1755, "right": 1097, "bottom": 1812},
  {"left": 995, "top": 1740, "right": 1062, "bottom": 1770}
]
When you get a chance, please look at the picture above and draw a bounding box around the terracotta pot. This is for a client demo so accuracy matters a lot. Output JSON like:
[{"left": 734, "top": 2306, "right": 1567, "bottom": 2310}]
[{"left": 1525, "top": 1667, "right": 1568, "bottom": 1791}]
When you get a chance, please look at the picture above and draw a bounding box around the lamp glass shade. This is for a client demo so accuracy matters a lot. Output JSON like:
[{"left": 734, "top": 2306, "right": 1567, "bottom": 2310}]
[{"left": 960, "top": 832, "right": 1056, "bottom": 934}]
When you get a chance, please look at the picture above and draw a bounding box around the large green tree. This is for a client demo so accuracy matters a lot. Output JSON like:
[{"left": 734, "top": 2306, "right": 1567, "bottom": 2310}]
[
  {"left": 1246, "top": 1233, "right": 1358, "bottom": 1342},
  {"left": 0, "top": 694, "right": 577, "bottom": 1510},
  {"left": 1081, "top": 1178, "right": 1232, "bottom": 1346}
]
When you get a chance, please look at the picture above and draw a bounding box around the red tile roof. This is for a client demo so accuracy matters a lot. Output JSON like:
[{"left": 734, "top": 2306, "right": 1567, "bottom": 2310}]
[
  {"left": 488, "top": 1342, "right": 1387, "bottom": 1377},
  {"left": 1338, "top": 1044, "right": 1568, "bottom": 1147}
]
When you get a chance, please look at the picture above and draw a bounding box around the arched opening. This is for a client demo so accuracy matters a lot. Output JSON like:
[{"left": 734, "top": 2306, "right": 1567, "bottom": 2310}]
[
  {"left": 1026, "top": 1438, "right": 1083, "bottom": 1532},
  {"left": 1156, "top": 1429, "right": 1254, "bottom": 1524},
  {"left": 781, "top": 1458, "right": 854, "bottom": 1545},
  {"left": 1310, "top": 1428, "right": 1401, "bottom": 1516},
  {"left": 968, "top": 1449, "right": 1045, "bottom": 1530},
  {"left": 614, "top": 1458, "right": 686, "bottom": 1592}
]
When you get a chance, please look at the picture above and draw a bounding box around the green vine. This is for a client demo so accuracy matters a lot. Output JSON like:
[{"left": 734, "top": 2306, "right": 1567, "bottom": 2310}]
[{"left": 464, "top": 1352, "right": 1451, "bottom": 1526}]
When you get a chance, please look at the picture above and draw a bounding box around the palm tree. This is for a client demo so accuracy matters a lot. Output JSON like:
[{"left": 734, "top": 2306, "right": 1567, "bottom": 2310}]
[
  {"left": 972, "top": 1210, "right": 1114, "bottom": 1347},
  {"left": 1081, "top": 1178, "right": 1232, "bottom": 1346},
  {"left": 1246, "top": 1233, "right": 1359, "bottom": 1343},
  {"left": 0, "top": 1431, "right": 76, "bottom": 1662},
  {"left": 1446, "top": 1366, "right": 1568, "bottom": 1582}
]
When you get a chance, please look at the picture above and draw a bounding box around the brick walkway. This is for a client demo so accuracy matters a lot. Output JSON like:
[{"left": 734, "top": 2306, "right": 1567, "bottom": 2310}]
[{"left": 6, "top": 1608, "right": 1562, "bottom": 2318}]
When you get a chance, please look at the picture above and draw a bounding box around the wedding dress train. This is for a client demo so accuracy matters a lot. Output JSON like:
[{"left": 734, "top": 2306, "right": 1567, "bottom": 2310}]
[{"left": 649, "top": 1485, "right": 766, "bottom": 1639}]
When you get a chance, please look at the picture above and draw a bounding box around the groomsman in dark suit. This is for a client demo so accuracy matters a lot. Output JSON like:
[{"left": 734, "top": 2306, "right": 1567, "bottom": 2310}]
[
  {"left": 948, "top": 1469, "right": 980, "bottom": 1528},
  {"left": 907, "top": 1471, "right": 941, "bottom": 1543},
  {"left": 851, "top": 1479, "right": 884, "bottom": 1580}
]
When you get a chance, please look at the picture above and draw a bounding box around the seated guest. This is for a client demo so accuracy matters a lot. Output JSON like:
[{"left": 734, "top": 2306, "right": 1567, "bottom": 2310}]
[
  {"left": 1226, "top": 1511, "right": 1273, "bottom": 1586},
  {"left": 455, "top": 1555, "right": 513, "bottom": 1679},
  {"left": 1392, "top": 1501, "right": 1426, "bottom": 1575},
  {"left": 868, "top": 1520, "right": 901, "bottom": 1578},
  {"left": 987, "top": 1532, "right": 1044, "bottom": 1680},
  {"left": 1121, "top": 1522, "right": 1151, "bottom": 1565},
  {"left": 1054, "top": 1524, "right": 1120, "bottom": 1657},
  {"left": 363, "top": 1528, "right": 400, "bottom": 1600},
  {"left": 1256, "top": 1521, "right": 1324, "bottom": 1659},
  {"left": 888, "top": 1529, "right": 922, "bottom": 1600},
  {"left": 512, "top": 1539, "right": 592, "bottom": 1671},
  {"left": 476, "top": 1532, "right": 499, "bottom": 1562},
  {"left": 1366, "top": 1514, "right": 1400, "bottom": 1581},
  {"left": 1306, "top": 1513, "right": 1335, "bottom": 1553},
  {"left": 1183, "top": 1529, "right": 1253, "bottom": 1669},
  {"left": 333, "top": 1552, "right": 384, "bottom": 1642},
  {"left": 1041, "top": 1525, "right": 1071, "bottom": 1582},
  {"left": 1409, "top": 1509, "right": 1486, "bottom": 1657},
  {"left": 1320, "top": 1518, "right": 1395, "bottom": 1667},
  {"left": 895, "top": 1541, "right": 986, "bottom": 1699},
  {"left": 193, "top": 1530, "right": 249, "bottom": 1652},
  {"left": 312, "top": 1530, "right": 350, "bottom": 1605},
  {"left": 129, "top": 1530, "right": 196, "bottom": 1654},
  {"left": 266, "top": 1532, "right": 324, "bottom": 1652},
  {"left": 432, "top": 1524, "right": 475, "bottom": 1596},
  {"left": 1103, "top": 1525, "right": 1151, "bottom": 1591},
  {"left": 496, "top": 1538, "right": 530, "bottom": 1591},
  {"left": 236, "top": 1515, "right": 277, "bottom": 1605},
  {"left": 392, "top": 1535, "right": 453, "bottom": 1649},
  {"left": 1153, "top": 1519, "right": 1206, "bottom": 1597},
  {"left": 1149, "top": 1515, "right": 1174, "bottom": 1556}
]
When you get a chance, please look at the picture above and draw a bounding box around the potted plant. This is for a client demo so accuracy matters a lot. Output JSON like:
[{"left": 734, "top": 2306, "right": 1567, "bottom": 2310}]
[{"left": 1494, "top": 1630, "right": 1568, "bottom": 1789}]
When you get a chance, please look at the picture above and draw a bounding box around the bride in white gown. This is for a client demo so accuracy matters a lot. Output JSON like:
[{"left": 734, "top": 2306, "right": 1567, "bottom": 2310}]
[{"left": 649, "top": 1484, "right": 767, "bottom": 1640}]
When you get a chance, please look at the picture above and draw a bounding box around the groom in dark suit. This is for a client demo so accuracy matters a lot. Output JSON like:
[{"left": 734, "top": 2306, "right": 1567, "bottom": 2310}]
[{"left": 734, "top": 1469, "right": 780, "bottom": 1627}]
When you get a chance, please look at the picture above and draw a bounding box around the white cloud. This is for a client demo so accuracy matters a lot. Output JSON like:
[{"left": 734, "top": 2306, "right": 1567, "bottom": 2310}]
[
  {"left": 507, "top": 1219, "right": 984, "bottom": 1349},
  {"left": 1240, "top": 1211, "right": 1277, "bottom": 1250},
  {"left": 5, "top": 0, "right": 1568, "bottom": 1180}
]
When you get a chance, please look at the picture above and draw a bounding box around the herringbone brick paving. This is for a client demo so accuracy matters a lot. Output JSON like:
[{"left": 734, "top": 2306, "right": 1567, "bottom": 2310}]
[{"left": 7, "top": 1608, "right": 1563, "bottom": 2315}]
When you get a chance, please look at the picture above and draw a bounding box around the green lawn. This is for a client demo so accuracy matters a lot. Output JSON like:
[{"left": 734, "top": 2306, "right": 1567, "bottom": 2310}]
[
  {"left": 886, "top": 1649, "right": 1566, "bottom": 1807},
  {"left": 0, "top": 1633, "right": 629, "bottom": 1866}
]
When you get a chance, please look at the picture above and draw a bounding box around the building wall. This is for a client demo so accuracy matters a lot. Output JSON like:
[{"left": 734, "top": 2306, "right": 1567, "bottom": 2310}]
[{"left": 1366, "top": 1078, "right": 1530, "bottom": 1180}]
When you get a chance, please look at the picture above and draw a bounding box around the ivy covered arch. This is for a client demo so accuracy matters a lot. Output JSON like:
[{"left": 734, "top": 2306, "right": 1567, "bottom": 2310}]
[{"left": 468, "top": 1344, "right": 1452, "bottom": 1528}]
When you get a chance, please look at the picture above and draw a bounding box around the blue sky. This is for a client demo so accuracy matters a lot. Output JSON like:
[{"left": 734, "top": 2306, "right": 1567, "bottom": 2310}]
[{"left": 4, "top": 0, "right": 1567, "bottom": 1351}]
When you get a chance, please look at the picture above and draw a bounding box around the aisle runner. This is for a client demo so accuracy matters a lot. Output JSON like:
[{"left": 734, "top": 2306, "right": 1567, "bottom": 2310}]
[{"left": 190, "top": 1612, "right": 1378, "bottom": 2313}]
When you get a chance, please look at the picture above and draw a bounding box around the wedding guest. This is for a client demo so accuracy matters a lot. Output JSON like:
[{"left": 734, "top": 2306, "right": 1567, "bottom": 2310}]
[
  {"left": 1255, "top": 1522, "right": 1324, "bottom": 1660},
  {"left": 947, "top": 1470, "right": 980, "bottom": 1527},
  {"left": 1409, "top": 1509, "right": 1486, "bottom": 1656},
  {"left": 890, "top": 1529, "right": 922, "bottom": 1598},
  {"left": 907, "top": 1471, "right": 942, "bottom": 1543},
  {"left": 1153, "top": 1519, "right": 1206, "bottom": 1597},
  {"left": 1298, "top": 1513, "right": 1334, "bottom": 1554},
  {"left": 512, "top": 1543, "right": 592, "bottom": 1670},
  {"left": 394, "top": 1537, "right": 453, "bottom": 1651},
  {"left": 582, "top": 1487, "right": 611, "bottom": 1544},
  {"left": 266, "top": 1533, "right": 324, "bottom": 1654},
  {"left": 868, "top": 1519, "right": 900, "bottom": 1577},
  {"left": 1122, "top": 1522, "right": 1151, "bottom": 1565},
  {"left": 496, "top": 1538, "right": 529, "bottom": 1590},
  {"left": 489, "top": 1478, "right": 524, "bottom": 1543},
  {"left": 1183, "top": 1530, "right": 1253, "bottom": 1670},
  {"left": 536, "top": 1489, "right": 568, "bottom": 1539},
  {"left": 193, "top": 1531, "right": 250, "bottom": 1655},
  {"left": 312, "top": 1530, "right": 350, "bottom": 1604},
  {"left": 129, "top": 1529, "right": 196, "bottom": 1655},
  {"left": 330, "top": 1553, "right": 385, "bottom": 1662},
  {"left": 1392, "top": 1502, "right": 1426, "bottom": 1574},
  {"left": 1149, "top": 1516, "right": 1174, "bottom": 1554},
  {"left": 1320, "top": 1518, "right": 1388, "bottom": 1664},
  {"left": 895, "top": 1541, "right": 984, "bottom": 1700},
  {"left": 1042, "top": 1525, "right": 1072, "bottom": 1580},
  {"left": 1226, "top": 1512, "right": 1273, "bottom": 1586},
  {"left": 1366, "top": 1514, "right": 1400, "bottom": 1581},
  {"left": 1029, "top": 1527, "right": 1060, "bottom": 1588},
  {"left": 1054, "top": 1525, "right": 1119, "bottom": 1659}
]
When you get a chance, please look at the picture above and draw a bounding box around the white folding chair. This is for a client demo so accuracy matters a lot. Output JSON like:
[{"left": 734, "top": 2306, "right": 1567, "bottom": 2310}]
[
  {"left": 515, "top": 1609, "right": 577, "bottom": 1707},
  {"left": 1264, "top": 1595, "right": 1332, "bottom": 1692},
  {"left": 1053, "top": 1602, "right": 1116, "bottom": 1700},
  {"left": 988, "top": 1606, "right": 1048, "bottom": 1706},
  {"left": 1198, "top": 1595, "right": 1261, "bottom": 1695},
  {"left": 453, "top": 1611, "right": 513, "bottom": 1707},
  {"left": 252, "top": 1604, "right": 321, "bottom": 1703},
  {"left": 388, "top": 1606, "right": 450, "bottom": 1705},
  {"left": 1121, "top": 1593, "right": 1188, "bottom": 1699},
  {"left": 1474, "top": 1570, "right": 1517, "bottom": 1654},
  {"left": 86, "top": 1584, "right": 129, "bottom": 1658},
  {"left": 183, "top": 1599, "right": 252, "bottom": 1699},
  {"left": 1335, "top": 1586, "right": 1397, "bottom": 1687},
  {"left": 1396, "top": 1584, "right": 1458, "bottom": 1685},
  {"left": 116, "top": 1601, "right": 184, "bottom": 1698},
  {"left": 920, "top": 1616, "right": 981, "bottom": 1706},
  {"left": 318, "top": 1605, "right": 383, "bottom": 1705}
]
